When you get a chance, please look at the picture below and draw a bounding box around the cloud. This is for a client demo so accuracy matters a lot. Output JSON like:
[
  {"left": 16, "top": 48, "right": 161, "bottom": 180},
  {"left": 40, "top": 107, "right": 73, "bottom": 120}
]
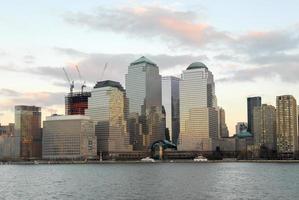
[
  {"left": 23, "top": 55, "right": 35, "bottom": 64},
  {"left": 64, "top": 6, "right": 230, "bottom": 48},
  {"left": 0, "top": 89, "right": 65, "bottom": 111}
]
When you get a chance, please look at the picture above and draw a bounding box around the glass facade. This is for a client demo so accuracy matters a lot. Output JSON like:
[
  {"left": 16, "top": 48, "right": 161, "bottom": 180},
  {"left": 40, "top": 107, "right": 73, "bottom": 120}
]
[
  {"left": 178, "top": 63, "right": 218, "bottom": 151},
  {"left": 125, "top": 56, "right": 165, "bottom": 150},
  {"left": 247, "top": 97, "right": 262, "bottom": 134}
]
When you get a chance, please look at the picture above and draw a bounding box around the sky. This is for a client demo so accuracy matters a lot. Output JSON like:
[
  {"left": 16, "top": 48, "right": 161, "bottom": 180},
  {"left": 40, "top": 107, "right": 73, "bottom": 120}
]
[{"left": 1, "top": 0, "right": 299, "bottom": 135}]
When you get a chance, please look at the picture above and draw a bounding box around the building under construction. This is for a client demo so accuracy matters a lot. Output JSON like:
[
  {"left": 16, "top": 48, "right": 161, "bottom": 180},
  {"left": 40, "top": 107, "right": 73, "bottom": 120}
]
[{"left": 65, "top": 92, "right": 91, "bottom": 115}]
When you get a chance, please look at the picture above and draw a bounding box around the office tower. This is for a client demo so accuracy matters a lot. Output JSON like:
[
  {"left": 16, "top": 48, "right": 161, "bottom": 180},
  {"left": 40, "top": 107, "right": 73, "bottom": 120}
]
[
  {"left": 125, "top": 56, "right": 165, "bottom": 150},
  {"left": 276, "top": 95, "right": 298, "bottom": 154},
  {"left": 0, "top": 123, "right": 14, "bottom": 136},
  {"left": 218, "top": 107, "right": 229, "bottom": 138},
  {"left": 235, "top": 122, "right": 248, "bottom": 134},
  {"left": 178, "top": 62, "right": 218, "bottom": 151},
  {"left": 162, "top": 76, "right": 180, "bottom": 144},
  {"left": 15, "top": 105, "right": 42, "bottom": 159},
  {"left": 86, "top": 80, "right": 132, "bottom": 154},
  {"left": 42, "top": 115, "right": 97, "bottom": 160},
  {"left": 247, "top": 97, "right": 262, "bottom": 134},
  {"left": 0, "top": 123, "right": 19, "bottom": 160},
  {"left": 253, "top": 104, "right": 276, "bottom": 150},
  {"left": 65, "top": 92, "right": 91, "bottom": 115}
]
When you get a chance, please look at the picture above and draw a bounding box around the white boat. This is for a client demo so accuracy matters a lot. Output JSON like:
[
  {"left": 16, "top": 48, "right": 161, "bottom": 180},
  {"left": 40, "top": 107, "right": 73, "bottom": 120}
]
[
  {"left": 193, "top": 155, "right": 208, "bottom": 162},
  {"left": 34, "top": 161, "right": 39, "bottom": 165},
  {"left": 141, "top": 157, "right": 155, "bottom": 162}
]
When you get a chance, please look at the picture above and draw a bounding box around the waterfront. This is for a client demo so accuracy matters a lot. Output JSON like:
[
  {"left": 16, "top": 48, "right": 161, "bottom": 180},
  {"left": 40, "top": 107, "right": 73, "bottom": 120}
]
[{"left": 0, "top": 163, "right": 299, "bottom": 200}]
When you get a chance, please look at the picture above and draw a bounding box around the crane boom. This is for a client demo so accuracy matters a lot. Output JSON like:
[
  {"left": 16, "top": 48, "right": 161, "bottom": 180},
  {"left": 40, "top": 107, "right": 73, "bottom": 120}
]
[
  {"left": 100, "top": 62, "right": 108, "bottom": 81},
  {"left": 62, "top": 67, "right": 74, "bottom": 95},
  {"left": 75, "top": 65, "right": 86, "bottom": 93}
]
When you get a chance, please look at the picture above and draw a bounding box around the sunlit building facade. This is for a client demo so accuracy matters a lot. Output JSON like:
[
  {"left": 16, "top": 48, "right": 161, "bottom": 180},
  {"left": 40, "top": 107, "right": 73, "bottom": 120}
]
[
  {"left": 253, "top": 104, "right": 276, "bottom": 150},
  {"left": 125, "top": 56, "right": 165, "bottom": 150},
  {"left": 218, "top": 107, "right": 229, "bottom": 138},
  {"left": 42, "top": 115, "right": 97, "bottom": 160},
  {"left": 276, "top": 95, "right": 298, "bottom": 153},
  {"left": 86, "top": 80, "right": 132, "bottom": 153},
  {"left": 15, "top": 105, "right": 42, "bottom": 159},
  {"left": 162, "top": 76, "right": 180, "bottom": 144},
  {"left": 178, "top": 62, "right": 218, "bottom": 151}
]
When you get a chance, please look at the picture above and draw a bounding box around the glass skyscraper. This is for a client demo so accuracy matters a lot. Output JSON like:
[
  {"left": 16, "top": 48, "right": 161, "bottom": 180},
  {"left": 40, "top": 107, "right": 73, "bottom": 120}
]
[
  {"left": 162, "top": 76, "right": 180, "bottom": 145},
  {"left": 247, "top": 96, "right": 262, "bottom": 134},
  {"left": 178, "top": 62, "right": 218, "bottom": 151},
  {"left": 125, "top": 56, "right": 165, "bottom": 150}
]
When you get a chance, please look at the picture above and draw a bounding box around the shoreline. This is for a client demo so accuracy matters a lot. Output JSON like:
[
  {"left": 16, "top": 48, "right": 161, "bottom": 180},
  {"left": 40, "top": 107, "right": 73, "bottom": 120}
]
[{"left": 1, "top": 159, "right": 299, "bottom": 165}]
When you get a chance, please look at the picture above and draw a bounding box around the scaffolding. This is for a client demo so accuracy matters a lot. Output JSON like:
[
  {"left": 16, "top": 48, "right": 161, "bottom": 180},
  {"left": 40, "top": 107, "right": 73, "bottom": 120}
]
[{"left": 65, "top": 92, "right": 91, "bottom": 115}]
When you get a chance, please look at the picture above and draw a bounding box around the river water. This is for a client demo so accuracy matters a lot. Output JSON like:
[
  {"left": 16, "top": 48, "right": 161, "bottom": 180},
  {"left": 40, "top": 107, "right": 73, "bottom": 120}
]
[{"left": 0, "top": 163, "right": 298, "bottom": 200}]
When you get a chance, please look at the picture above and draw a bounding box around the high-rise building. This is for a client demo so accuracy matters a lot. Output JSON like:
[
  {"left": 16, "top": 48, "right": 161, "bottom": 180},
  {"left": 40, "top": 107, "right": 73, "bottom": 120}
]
[
  {"left": 15, "top": 105, "right": 42, "bottom": 159},
  {"left": 86, "top": 80, "right": 132, "bottom": 153},
  {"left": 65, "top": 92, "right": 91, "bottom": 115},
  {"left": 42, "top": 115, "right": 97, "bottom": 160},
  {"left": 178, "top": 62, "right": 218, "bottom": 151},
  {"left": 253, "top": 104, "right": 276, "bottom": 151},
  {"left": 247, "top": 97, "right": 262, "bottom": 134},
  {"left": 218, "top": 107, "right": 229, "bottom": 138},
  {"left": 276, "top": 95, "right": 298, "bottom": 154},
  {"left": 0, "top": 123, "right": 19, "bottom": 160},
  {"left": 125, "top": 56, "right": 165, "bottom": 150},
  {"left": 162, "top": 76, "right": 180, "bottom": 144}
]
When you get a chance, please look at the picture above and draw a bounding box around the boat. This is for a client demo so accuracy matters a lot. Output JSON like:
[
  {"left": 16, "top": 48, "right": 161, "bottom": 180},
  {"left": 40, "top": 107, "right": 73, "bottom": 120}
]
[
  {"left": 193, "top": 155, "right": 208, "bottom": 162},
  {"left": 34, "top": 161, "right": 39, "bottom": 165},
  {"left": 141, "top": 157, "right": 155, "bottom": 162}
]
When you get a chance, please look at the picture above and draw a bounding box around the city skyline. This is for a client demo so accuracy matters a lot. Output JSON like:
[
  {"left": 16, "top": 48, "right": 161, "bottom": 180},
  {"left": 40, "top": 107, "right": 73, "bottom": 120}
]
[{"left": 1, "top": 1, "right": 299, "bottom": 134}]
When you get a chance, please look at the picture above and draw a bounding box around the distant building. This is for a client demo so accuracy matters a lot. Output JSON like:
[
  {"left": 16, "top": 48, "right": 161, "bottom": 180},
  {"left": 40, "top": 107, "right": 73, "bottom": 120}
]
[
  {"left": 86, "top": 80, "right": 132, "bottom": 154},
  {"left": 178, "top": 62, "right": 218, "bottom": 151},
  {"left": 125, "top": 56, "right": 165, "bottom": 150},
  {"left": 65, "top": 92, "right": 91, "bottom": 115},
  {"left": 0, "top": 123, "right": 14, "bottom": 136},
  {"left": 218, "top": 107, "right": 229, "bottom": 138},
  {"left": 276, "top": 95, "right": 298, "bottom": 154},
  {"left": 247, "top": 97, "right": 262, "bottom": 134},
  {"left": 253, "top": 104, "right": 276, "bottom": 151},
  {"left": 162, "top": 76, "right": 180, "bottom": 144},
  {"left": 42, "top": 115, "right": 97, "bottom": 160},
  {"left": 0, "top": 123, "right": 19, "bottom": 160},
  {"left": 15, "top": 105, "right": 42, "bottom": 159}
]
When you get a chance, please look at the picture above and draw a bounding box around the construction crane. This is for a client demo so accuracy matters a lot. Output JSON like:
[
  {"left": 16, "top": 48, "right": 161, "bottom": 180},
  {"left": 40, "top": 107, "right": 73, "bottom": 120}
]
[
  {"left": 75, "top": 65, "right": 86, "bottom": 93},
  {"left": 63, "top": 67, "right": 74, "bottom": 95},
  {"left": 100, "top": 62, "right": 108, "bottom": 81}
]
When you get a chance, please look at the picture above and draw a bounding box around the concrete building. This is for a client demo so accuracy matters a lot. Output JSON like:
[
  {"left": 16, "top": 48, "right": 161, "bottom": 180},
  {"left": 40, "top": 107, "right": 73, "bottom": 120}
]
[
  {"left": 218, "top": 107, "right": 229, "bottom": 138},
  {"left": 125, "top": 56, "right": 165, "bottom": 150},
  {"left": 247, "top": 96, "right": 262, "bottom": 134},
  {"left": 178, "top": 62, "right": 218, "bottom": 151},
  {"left": 15, "top": 105, "right": 42, "bottom": 159},
  {"left": 42, "top": 115, "right": 97, "bottom": 160},
  {"left": 253, "top": 104, "right": 276, "bottom": 151},
  {"left": 0, "top": 123, "right": 19, "bottom": 160},
  {"left": 86, "top": 80, "right": 132, "bottom": 153},
  {"left": 276, "top": 95, "right": 298, "bottom": 154},
  {"left": 162, "top": 76, "right": 180, "bottom": 144},
  {"left": 235, "top": 122, "right": 248, "bottom": 134}
]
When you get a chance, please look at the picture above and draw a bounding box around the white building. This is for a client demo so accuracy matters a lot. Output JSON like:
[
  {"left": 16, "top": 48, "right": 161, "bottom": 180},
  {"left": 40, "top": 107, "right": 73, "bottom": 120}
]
[
  {"left": 178, "top": 62, "right": 218, "bottom": 151},
  {"left": 86, "top": 80, "right": 132, "bottom": 153},
  {"left": 125, "top": 56, "right": 165, "bottom": 150},
  {"left": 162, "top": 76, "right": 180, "bottom": 144},
  {"left": 42, "top": 115, "right": 97, "bottom": 160}
]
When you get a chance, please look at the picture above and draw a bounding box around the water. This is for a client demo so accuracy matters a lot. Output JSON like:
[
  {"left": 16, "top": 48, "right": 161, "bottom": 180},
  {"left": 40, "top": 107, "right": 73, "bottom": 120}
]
[{"left": 0, "top": 163, "right": 299, "bottom": 200}]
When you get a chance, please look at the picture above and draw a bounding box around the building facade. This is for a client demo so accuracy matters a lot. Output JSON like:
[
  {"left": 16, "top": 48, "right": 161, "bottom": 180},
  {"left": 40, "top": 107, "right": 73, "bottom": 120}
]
[
  {"left": 162, "top": 76, "right": 180, "bottom": 144},
  {"left": 15, "top": 105, "right": 42, "bottom": 159},
  {"left": 218, "top": 107, "right": 229, "bottom": 138},
  {"left": 253, "top": 104, "right": 276, "bottom": 151},
  {"left": 42, "top": 115, "right": 97, "bottom": 160},
  {"left": 65, "top": 92, "right": 91, "bottom": 115},
  {"left": 247, "top": 96, "right": 262, "bottom": 134},
  {"left": 276, "top": 95, "right": 298, "bottom": 154},
  {"left": 125, "top": 56, "right": 165, "bottom": 150},
  {"left": 86, "top": 80, "right": 132, "bottom": 153},
  {"left": 178, "top": 62, "right": 218, "bottom": 151}
]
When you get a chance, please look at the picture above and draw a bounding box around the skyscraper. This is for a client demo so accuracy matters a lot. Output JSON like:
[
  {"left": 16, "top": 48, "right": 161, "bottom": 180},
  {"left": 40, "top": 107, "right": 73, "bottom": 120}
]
[
  {"left": 65, "top": 92, "right": 91, "bottom": 115},
  {"left": 15, "top": 105, "right": 42, "bottom": 159},
  {"left": 247, "top": 96, "right": 262, "bottom": 134},
  {"left": 253, "top": 104, "right": 276, "bottom": 151},
  {"left": 86, "top": 80, "right": 132, "bottom": 154},
  {"left": 178, "top": 62, "right": 218, "bottom": 151},
  {"left": 218, "top": 107, "right": 229, "bottom": 138},
  {"left": 276, "top": 95, "right": 298, "bottom": 154},
  {"left": 125, "top": 56, "right": 165, "bottom": 150},
  {"left": 162, "top": 76, "right": 180, "bottom": 144}
]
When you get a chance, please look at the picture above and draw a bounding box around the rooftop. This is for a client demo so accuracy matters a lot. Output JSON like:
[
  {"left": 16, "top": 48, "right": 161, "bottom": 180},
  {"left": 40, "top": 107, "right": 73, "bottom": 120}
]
[
  {"left": 130, "top": 56, "right": 157, "bottom": 66},
  {"left": 94, "top": 80, "right": 125, "bottom": 91},
  {"left": 186, "top": 62, "right": 208, "bottom": 70}
]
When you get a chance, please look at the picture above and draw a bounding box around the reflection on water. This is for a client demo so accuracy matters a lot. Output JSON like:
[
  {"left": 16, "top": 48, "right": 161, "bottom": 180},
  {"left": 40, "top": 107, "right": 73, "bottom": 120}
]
[{"left": 0, "top": 163, "right": 299, "bottom": 200}]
